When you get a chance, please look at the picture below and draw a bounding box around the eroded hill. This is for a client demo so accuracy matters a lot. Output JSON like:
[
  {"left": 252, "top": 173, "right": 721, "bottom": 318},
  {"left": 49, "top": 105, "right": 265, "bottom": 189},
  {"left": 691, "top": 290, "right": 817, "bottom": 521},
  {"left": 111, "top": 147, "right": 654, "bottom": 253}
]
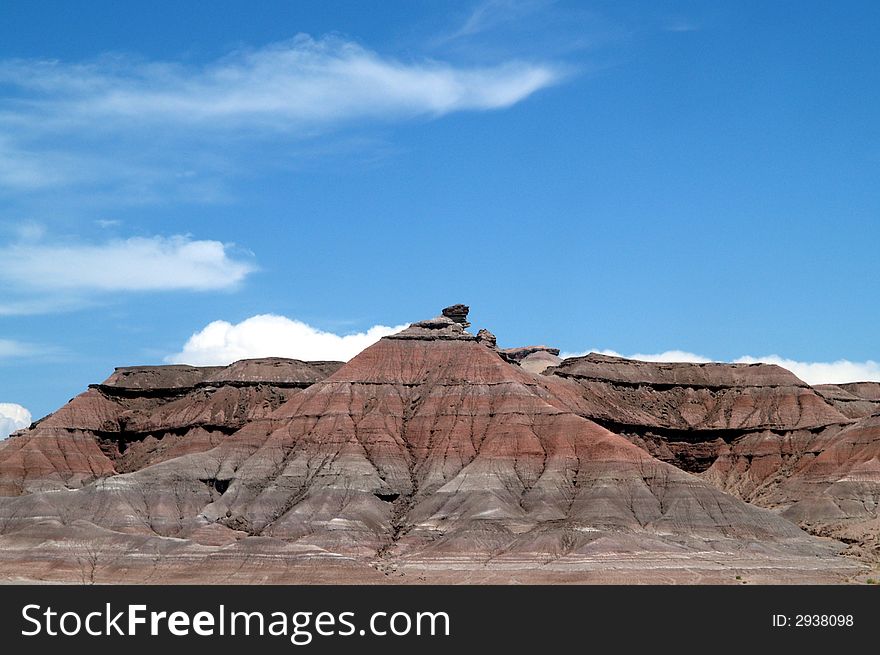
[{"left": 0, "top": 306, "right": 875, "bottom": 583}]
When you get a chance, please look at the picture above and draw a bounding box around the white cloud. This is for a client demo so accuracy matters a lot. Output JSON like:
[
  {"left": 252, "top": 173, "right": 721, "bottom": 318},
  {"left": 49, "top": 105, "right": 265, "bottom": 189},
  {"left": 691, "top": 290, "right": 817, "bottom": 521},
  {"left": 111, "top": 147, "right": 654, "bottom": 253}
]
[
  {"left": 167, "top": 314, "right": 409, "bottom": 365},
  {"left": 559, "top": 348, "right": 880, "bottom": 385},
  {"left": 0, "top": 34, "right": 561, "bottom": 140},
  {"left": 0, "top": 234, "right": 254, "bottom": 293},
  {"left": 0, "top": 35, "right": 563, "bottom": 203},
  {"left": 731, "top": 355, "right": 880, "bottom": 386},
  {"left": 0, "top": 137, "right": 81, "bottom": 190},
  {"left": 0, "top": 403, "right": 31, "bottom": 440}
]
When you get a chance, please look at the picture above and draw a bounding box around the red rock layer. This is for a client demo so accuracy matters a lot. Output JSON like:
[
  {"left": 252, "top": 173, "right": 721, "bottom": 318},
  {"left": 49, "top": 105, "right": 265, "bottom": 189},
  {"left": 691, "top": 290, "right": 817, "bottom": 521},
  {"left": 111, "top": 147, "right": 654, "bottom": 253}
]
[
  {"left": 0, "top": 312, "right": 862, "bottom": 579},
  {"left": 705, "top": 413, "right": 880, "bottom": 558},
  {"left": 0, "top": 358, "right": 341, "bottom": 495},
  {"left": 18, "top": 335, "right": 825, "bottom": 564},
  {"left": 815, "top": 383, "right": 880, "bottom": 419},
  {"left": 547, "top": 353, "right": 850, "bottom": 471},
  {"left": 546, "top": 353, "right": 880, "bottom": 557}
]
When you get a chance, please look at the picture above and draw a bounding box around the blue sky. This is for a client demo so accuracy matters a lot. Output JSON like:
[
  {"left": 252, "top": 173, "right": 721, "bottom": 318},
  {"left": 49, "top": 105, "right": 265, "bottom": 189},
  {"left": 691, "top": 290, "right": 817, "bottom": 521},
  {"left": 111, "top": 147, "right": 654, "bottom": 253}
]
[{"left": 1, "top": 0, "right": 879, "bottom": 428}]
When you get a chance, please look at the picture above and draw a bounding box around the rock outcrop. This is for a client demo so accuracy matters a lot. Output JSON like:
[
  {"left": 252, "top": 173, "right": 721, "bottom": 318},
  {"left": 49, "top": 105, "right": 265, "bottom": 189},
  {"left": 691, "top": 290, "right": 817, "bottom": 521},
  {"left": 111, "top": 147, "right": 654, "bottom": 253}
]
[
  {"left": 0, "top": 358, "right": 342, "bottom": 495},
  {"left": 0, "top": 308, "right": 871, "bottom": 582},
  {"left": 475, "top": 328, "right": 497, "bottom": 348},
  {"left": 501, "top": 346, "right": 562, "bottom": 374},
  {"left": 543, "top": 353, "right": 880, "bottom": 561},
  {"left": 0, "top": 305, "right": 880, "bottom": 582},
  {"left": 546, "top": 353, "right": 850, "bottom": 472},
  {"left": 388, "top": 316, "right": 474, "bottom": 341},
  {"left": 179, "top": 335, "right": 824, "bottom": 560},
  {"left": 441, "top": 303, "right": 471, "bottom": 327},
  {"left": 704, "top": 412, "right": 880, "bottom": 560},
  {"left": 815, "top": 382, "right": 880, "bottom": 419}
]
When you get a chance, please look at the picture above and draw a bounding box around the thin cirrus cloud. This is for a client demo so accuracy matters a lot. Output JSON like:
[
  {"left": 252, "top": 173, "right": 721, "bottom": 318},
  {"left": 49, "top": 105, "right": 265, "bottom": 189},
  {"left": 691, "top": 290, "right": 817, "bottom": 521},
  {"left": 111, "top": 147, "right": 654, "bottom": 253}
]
[
  {"left": 0, "top": 35, "right": 563, "bottom": 192},
  {"left": 0, "top": 35, "right": 569, "bottom": 200},
  {"left": 447, "top": 0, "right": 555, "bottom": 40},
  {"left": 167, "top": 314, "right": 410, "bottom": 366},
  {"left": 0, "top": 234, "right": 254, "bottom": 300},
  {"left": 0, "top": 35, "right": 561, "bottom": 126},
  {"left": 560, "top": 349, "right": 880, "bottom": 385},
  {"left": 0, "top": 338, "right": 40, "bottom": 358}
]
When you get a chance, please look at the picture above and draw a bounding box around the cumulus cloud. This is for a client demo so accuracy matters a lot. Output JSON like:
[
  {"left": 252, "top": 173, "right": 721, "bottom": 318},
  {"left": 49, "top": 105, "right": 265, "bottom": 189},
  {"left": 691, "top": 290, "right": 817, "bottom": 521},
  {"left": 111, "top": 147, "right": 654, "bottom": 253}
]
[
  {"left": 167, "top": 314, "right": 409, "bottom": 365},
  {"left": 0, "top": 234, "right": 254, "bottom": 293},
  {"left": 559, "top": 348, "right": 880, "bottom": 385},
  {"left": 732, "top": 355, "right": 880, "bottom": 386},
  {"left": 0, "top": 403, "right": 31, "bottom": 440}
]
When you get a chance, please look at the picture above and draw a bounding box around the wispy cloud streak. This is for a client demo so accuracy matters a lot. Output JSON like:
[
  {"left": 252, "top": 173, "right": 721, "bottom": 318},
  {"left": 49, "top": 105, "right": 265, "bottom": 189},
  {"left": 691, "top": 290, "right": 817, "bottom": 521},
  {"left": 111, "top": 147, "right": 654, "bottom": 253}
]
[{"left": 0, "top": 34, "right": 561, "bottom": 195}]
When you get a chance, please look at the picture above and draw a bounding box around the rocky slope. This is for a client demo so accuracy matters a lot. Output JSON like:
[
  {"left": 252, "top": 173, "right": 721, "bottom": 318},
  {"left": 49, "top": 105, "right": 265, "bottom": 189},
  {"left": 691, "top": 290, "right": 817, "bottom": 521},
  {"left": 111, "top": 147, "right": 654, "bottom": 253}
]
[
  {"left": 704, "top": 414, "right": 880, "bottom": 559},
  {"left": 546, "top": 354, "right": 851, "bottom": 472},
  {"left": 815, "top": 382, "right": 880, "bottom": 419},
  {"left": 0, "top": 306, "right": 872, "bottom": 582},
  {"left": 543, "top": 354, "right": 879, "bottom": 562},
  {"left": 0, "top": 358, "right": 341, "bottom": 495},
  {"left": 500, "top": 346, "right": 562, "bottom": 374}
]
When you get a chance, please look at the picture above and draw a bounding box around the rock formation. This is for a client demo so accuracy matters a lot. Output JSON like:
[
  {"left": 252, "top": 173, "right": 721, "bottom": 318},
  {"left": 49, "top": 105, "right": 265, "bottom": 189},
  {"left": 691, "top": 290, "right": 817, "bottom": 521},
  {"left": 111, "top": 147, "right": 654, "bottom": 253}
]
[
  {"left": 546, "top": 354, "right": 850, "bottom": 471},
  {"left": 501, "top": 346, "right": 562, "bottom": 374},
  {"left": 0, "top": 358, "right": 341, "bottom": 495},
  {"left": 703, "top": 412, "right": 880, "bottom": 560},
  {"left": 815, "top": 382, "right": 880, "bottom": 419},
  {"left": 475, "top": 328, "right": 497, "bottom": 348},
  {"left": 441, "top": 303, "right": 471, "bottom": 327},
  {"left": 542, "top": 353, "right": 879, "bottom": 562},
  {"left": 0, "top": 306, "right": 872, "bottom": 583}
]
